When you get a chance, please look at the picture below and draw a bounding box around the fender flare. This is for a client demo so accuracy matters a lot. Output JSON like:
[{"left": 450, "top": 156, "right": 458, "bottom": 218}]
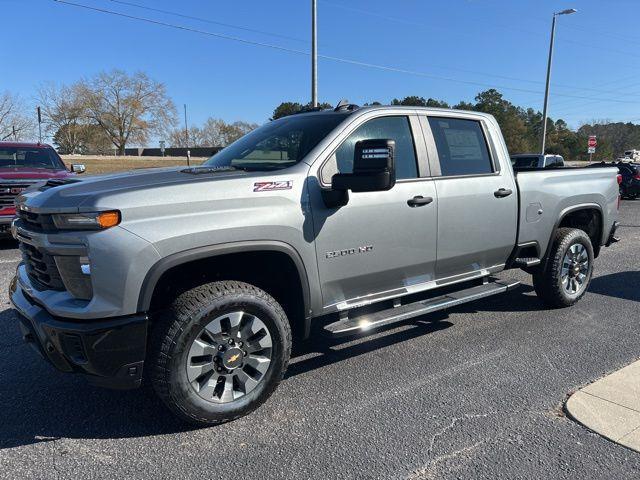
[
  {"left": 137, "top": 240, "right": 312, "bottom": 323},
  {"left": 541, "top": 202, "right": 603, "bottom": 268}
]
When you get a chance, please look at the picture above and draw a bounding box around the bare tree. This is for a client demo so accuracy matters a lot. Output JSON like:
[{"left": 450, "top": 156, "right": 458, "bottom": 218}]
[
  {"left": 200, "top": 118, "right": 258, "bottom": 146},
  {"left": 169, "top": 119, "right": 258, "bottom": 148},
  {"left": 168, "top": 125, "right": 205, "bottom": 148},
  {"left": 37, "top": 82, "right": 85, "bottom": 153},
  {"left": 0, "top": 91, "right": 35, "bottom": 141},
  {"left": 80, "top": 70, "right": 177, "bottom": 155}
]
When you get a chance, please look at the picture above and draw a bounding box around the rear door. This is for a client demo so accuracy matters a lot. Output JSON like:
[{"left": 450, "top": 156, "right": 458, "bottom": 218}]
[
  {"left": 310, "top": 113, "right": 439, "bottom": 310},
  {"left": 420, "top": 114, "right": 517, "bottom": 280}
]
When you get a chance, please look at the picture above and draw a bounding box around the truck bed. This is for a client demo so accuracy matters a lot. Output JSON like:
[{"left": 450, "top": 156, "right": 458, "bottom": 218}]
[{"left": 515, "top": 166, "right": 619, "bottom": 257}]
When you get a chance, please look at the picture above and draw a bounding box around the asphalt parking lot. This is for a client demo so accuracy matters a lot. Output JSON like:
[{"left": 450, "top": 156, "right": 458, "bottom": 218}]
[{"left": 0, "top": 202, "right": 639, "bottom": 479}]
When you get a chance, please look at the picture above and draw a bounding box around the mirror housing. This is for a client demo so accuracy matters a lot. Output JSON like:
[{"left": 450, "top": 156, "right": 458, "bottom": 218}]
[
  {"left": 70, "top": 164, "right": 86, "bottom": 174},
  {"left": 331, "top": 139, "right": 396, "bottom": 193}
]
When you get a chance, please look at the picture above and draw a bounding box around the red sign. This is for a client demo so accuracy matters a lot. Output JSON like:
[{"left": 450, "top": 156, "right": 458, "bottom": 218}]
[{"left": 588, "top": 135, "right": 597, "bottom": 148}]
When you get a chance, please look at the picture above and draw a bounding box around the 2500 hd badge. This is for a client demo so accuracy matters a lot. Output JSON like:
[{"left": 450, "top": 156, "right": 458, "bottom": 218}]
[{"left": 326, "top": 245, "right": 373, "bottom": 259}]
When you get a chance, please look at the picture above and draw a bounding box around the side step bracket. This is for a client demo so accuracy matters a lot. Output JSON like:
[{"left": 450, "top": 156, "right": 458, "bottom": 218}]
[{"left": 323, "top": 279, "right": 520, "bottom": 337}]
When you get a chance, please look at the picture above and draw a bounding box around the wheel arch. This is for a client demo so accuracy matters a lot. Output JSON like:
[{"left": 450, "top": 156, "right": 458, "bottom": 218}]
[
  {"left": 541, "top": 203, "right": 603, "bottom": 267},
  {"left": 138, "top": 241, "right": 313, "bottom": 337}
]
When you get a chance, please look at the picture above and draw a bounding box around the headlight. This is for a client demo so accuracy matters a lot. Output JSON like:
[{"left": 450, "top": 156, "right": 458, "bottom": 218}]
[{"left": 52, "top": 211, "right": 121, "bottom": 230}]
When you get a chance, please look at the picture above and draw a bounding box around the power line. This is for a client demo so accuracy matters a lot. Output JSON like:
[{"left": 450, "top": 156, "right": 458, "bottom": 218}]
[
  {"left": 321, "top": 0, "right": 633, "bottom": 94},
  {"left": 106, "top": 0, "right": 618, "bottom": 97},
  {"left": 107, "top": 0, "right": 308, "bottom": 44},
  {"left": 52, "top": 0, "right": 639, "bottom": 105}
]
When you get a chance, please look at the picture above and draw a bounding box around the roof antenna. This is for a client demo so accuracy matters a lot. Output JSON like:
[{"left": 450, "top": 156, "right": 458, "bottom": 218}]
[{"left": 334, "top": 99, "right": 359, "bottom": 112}]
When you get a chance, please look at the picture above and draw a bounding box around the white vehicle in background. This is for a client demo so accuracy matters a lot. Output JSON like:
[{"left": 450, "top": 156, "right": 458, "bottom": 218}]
[{"left": 623, "top": 150, "right": 640, "bottom": 162}]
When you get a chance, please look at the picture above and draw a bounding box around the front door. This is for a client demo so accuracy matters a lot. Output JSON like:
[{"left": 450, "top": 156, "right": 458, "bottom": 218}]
[{"left": 310, "top": 114, "right": 438, "bottom": 310}]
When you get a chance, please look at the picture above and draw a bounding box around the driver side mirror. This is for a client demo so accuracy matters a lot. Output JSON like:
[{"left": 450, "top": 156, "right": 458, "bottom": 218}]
[
  {"left": 332, "top": 139, "right": 396, "bottom": 193},
  {"left": 322, "top": 139, "right": 396, "bottom": 208},
  {"left": 70, "top": 164, "right": 86, "bottom": 174}
]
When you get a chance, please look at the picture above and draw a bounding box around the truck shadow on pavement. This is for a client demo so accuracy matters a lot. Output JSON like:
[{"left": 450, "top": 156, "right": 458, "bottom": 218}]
[
  {"left": 0, "top": 238, "right": 18, "bottom": 250},
  {"left": 588, "top": 271, "right": 640, "bottom": 303}
]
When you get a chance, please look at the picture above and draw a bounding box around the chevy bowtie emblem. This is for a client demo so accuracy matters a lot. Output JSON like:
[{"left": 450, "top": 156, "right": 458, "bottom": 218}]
[{"left": 228, "top": 353, "right": 241, "bottom": 363}]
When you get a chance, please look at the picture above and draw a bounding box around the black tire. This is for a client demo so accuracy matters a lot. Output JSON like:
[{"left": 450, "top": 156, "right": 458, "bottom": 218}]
[
  {"left": 533, "top": 228, "right": 594, "bottom": 308},
  {"left": 148, "top": 281, "right": 291, "bottom": 426}
]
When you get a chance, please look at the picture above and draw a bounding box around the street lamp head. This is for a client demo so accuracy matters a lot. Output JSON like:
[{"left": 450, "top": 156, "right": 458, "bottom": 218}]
[{"left": 557, "top": 8, "right": 577, "bottom": 15}]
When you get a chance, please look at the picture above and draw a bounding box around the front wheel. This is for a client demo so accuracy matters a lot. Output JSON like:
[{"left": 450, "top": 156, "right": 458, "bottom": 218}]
[
  {"left": 148, "top": 281, "right": 292, "bottom": 426},
  {"left": 533, "top": 228, "right": 594, "bottom": 308}
]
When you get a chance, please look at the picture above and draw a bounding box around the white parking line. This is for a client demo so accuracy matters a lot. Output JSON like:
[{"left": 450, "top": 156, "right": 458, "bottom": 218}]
[{"left": 0, "top": 258, "right": 20, "bottom": 264}]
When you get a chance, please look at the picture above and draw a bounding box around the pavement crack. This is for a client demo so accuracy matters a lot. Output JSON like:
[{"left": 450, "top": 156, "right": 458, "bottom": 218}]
[
  {"left": 408, "top": 440, "right": 487, "bottom": 479},
  {"left": 426, "top": 413, "right": 494, "bottom": 455}
]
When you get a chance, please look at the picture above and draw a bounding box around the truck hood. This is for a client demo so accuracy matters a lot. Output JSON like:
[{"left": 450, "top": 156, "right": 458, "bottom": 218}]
[
  {"left": 0, "top": 167, "right": 72, "bottom": 180},
  {"left": 16, "top": 166, "right": 256, "bottom": 212}
]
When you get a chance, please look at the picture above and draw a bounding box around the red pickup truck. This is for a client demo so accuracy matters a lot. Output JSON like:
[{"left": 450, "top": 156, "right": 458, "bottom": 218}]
[{"left": 0, "top": 142, "right": 85, "bottom": 235}]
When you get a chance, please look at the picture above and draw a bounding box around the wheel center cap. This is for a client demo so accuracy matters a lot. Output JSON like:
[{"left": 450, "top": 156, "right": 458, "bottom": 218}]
[{"left": 221, "top": 347, "right": 244, "bottom": 370}]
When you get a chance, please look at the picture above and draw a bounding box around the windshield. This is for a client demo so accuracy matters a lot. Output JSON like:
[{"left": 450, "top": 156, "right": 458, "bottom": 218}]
[
  {"left": 0, "top": 147, "right": 65, "bottom": 170},
  {"left": 204, "top": 113, "right": 348, "bottom": 171},
  {"left": 511, "top": 156, "right": 540, "bottom": 168}
]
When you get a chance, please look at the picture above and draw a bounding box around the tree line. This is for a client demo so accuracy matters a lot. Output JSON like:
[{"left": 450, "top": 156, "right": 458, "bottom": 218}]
[
  {"left": 272, "top": 91, "right": 640, "bottom": 161},
  {"left": 1, "top": 69, "right": 638, "bottom": 160}
]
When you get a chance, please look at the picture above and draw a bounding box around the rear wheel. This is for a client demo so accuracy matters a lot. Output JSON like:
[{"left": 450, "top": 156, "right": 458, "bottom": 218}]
[
  {"left": 148, "top": 281, "right": 291, "bottom": 426},
  {"left": 533, "top": 228, "right": 594, "bottom": 308}
]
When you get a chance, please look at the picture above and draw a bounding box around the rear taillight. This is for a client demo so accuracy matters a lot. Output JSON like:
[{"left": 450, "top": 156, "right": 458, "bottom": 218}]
[
  {"left": 617, "top": 174, "right": 622, "bottom": 210},
  {"left": 634, "top": 173, "right": 640, "bottom": 181}
]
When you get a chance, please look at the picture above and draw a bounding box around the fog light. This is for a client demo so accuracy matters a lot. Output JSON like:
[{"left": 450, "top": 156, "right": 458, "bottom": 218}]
[
  {"left": 55, "top": 256, "right": 93, "bottom": 300},
  {"left": 79, "top": 256, "right": 91, "bottom": 275}
]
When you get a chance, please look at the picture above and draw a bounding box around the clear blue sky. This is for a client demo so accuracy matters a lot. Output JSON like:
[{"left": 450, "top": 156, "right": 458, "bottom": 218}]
[{"left": 2, "top": 0, "right": 639, "bottom": 141}]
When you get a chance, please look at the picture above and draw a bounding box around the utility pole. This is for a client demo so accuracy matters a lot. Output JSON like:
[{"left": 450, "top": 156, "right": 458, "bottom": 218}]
[
  {"left": 311, "top": 0, "right": 318, "bottom": 108},
  {"left": 541, "top": 9, "right": 576, "bottom": 155},
  {"left": 184, "top": 103, "right": 190, "bottom": 166},
  {"left": 184, "top": 104, "right": 189, "bottom": 148},
  {"left": 37, "top": 106, "right": 42, "bottom": 143}
]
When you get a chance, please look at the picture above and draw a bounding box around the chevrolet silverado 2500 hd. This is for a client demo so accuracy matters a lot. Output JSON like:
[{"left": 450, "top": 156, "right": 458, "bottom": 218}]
[{"left": 10, "top": 105, "right": 620, "bottom": 425}]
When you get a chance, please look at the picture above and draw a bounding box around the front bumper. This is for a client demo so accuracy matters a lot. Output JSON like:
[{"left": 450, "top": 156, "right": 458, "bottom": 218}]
[
  {"left": 0, "top": 214, "right": 13, "bottom": 234},
  {"left": 10, "top": 275, "right": 148, "bottom": 389}
]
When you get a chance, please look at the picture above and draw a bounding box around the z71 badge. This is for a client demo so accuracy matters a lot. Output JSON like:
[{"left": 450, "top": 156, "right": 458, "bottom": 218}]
[{"left": 253, "top": 181, "right": 292, "bottom": 192}]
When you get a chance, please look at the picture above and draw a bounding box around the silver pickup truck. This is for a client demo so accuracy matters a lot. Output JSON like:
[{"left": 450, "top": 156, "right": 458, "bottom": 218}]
[{"left": 10, "top": 104, "right": 620, "bottom": 425}]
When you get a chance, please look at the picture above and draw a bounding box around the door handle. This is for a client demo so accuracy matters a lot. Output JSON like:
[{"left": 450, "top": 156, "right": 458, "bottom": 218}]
[
  {"left": 407, "top": 196, "right": 434, "bottom": 207},
  {"left": 494, "top": 188, "right": 513, "bottom": 198}
]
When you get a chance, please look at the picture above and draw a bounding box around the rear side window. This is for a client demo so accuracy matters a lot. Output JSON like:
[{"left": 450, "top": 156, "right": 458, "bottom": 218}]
[
  {"left": 322, "top": 116, "right": 418, "bottom": 183},
  {"left": 428, "top": 117, "right": 493, "bottom": 176}
]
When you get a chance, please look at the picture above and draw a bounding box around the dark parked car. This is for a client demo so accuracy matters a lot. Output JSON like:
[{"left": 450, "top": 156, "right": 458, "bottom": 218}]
[{"left": 588, "top": 161, "right": 640, "bottom": 199}]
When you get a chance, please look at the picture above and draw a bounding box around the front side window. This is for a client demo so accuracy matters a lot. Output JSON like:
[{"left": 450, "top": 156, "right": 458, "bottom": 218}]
[
  {"left": 428, "top": 117, "right": 493, "bottom": 176},
  {"left": 322, "top": 116, "right": 418, "bottom": 183}
]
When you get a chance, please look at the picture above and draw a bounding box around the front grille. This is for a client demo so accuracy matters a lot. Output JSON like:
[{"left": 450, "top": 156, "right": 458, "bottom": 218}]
[
  {"left": 19, "top": 242, "right": 65, "bottom": 291},
  {"left": 0, "top": 183, "right": 35, "bottom": 208},
  {"left": 15, "top": 209, "right": 57, "bottom": 233}
]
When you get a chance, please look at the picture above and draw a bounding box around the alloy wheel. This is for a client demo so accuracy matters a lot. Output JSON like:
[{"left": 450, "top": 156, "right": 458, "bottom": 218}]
[{"left": 186, "top": 311, "right": 273, "bottom": 403}]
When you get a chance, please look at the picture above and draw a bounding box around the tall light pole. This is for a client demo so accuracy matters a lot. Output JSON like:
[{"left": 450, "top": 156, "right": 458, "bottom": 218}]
[
  {"left": 540, "top": 8, "right": 577, "bottom": 154},
  {"left": 311, "top": 0, "right": 318, "bottom": 108}
]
